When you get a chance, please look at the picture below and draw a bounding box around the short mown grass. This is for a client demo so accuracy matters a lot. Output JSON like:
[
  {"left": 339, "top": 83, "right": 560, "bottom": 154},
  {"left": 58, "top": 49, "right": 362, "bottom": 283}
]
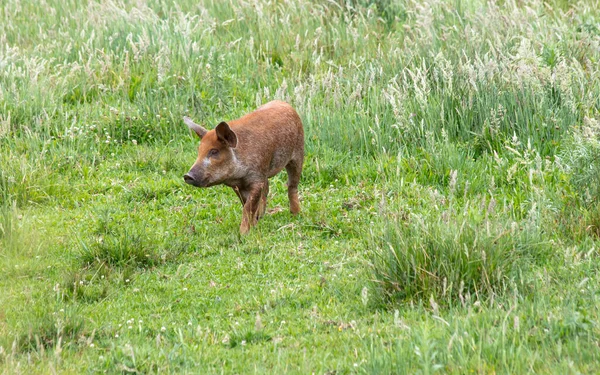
[{"left": 1, "top": 0, "right": 600, "bottom": 373}]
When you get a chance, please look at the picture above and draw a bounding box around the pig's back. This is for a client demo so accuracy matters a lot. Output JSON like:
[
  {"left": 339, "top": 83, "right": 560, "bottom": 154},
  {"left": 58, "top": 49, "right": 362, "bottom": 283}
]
[
  {"left": 231, "top": 101, "right": 303, "bottom": 136},
  {"left": 228, "top": 101, "right": 304, "bottom": 176}
]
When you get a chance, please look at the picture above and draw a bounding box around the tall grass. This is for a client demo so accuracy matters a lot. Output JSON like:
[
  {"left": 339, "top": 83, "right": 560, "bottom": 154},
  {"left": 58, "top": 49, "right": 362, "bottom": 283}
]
[{"left": 1, "top": 0, "right": 598, "bottom": 153}]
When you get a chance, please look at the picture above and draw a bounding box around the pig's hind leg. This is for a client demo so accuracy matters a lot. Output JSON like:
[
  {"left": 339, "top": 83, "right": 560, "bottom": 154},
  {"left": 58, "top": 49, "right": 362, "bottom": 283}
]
[
  {"left": 285, "top": 158, "right": 302, "bottom": 214},
  {"left": 257, "top": 180, "right": 269, "bottom": 220}
]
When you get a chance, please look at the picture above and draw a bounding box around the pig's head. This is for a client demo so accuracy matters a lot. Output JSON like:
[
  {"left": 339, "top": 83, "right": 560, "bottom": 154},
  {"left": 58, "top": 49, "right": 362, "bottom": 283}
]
[{"left": 183, "top": 117, "right": 238, "bottom": 188}]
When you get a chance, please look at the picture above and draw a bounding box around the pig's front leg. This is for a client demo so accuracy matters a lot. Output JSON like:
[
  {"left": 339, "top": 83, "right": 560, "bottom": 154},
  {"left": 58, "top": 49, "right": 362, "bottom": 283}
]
[
  {"left": 239, "top": 183, "right": 264, "bottom": 235},
  {"left": 232, "top": 186, "right": 247, "bottom": 206}
]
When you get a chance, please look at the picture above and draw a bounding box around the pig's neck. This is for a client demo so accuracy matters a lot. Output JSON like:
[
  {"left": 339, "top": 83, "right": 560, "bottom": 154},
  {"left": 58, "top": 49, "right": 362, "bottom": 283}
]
[{"left": 223, "top": 148, "right": 253, "bottom": 187}]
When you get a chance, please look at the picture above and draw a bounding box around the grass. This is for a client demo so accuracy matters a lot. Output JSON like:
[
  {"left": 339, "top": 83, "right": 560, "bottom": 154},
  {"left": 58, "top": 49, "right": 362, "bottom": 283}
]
[{"left": 1, "top": 0, "right": 600, "bottom": 373}]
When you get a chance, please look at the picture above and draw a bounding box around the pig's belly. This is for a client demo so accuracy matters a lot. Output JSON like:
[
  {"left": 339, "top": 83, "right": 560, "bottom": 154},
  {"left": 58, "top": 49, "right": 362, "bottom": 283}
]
[
  {"left": 267, "top": 166, "right": 286, "bottom": 178},
  {"left": 266, "top": 150, "right": 292, "bottom": 178}
]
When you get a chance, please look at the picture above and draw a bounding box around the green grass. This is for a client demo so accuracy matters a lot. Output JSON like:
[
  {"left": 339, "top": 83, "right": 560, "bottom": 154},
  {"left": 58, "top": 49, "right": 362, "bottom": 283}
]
[{"left": 1, "top": 0, "right": 600, "bottom": 373}]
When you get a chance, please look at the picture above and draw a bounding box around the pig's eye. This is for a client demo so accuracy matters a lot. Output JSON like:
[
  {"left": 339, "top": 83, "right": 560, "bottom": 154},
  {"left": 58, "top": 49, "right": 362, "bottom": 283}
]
[{"left": 208, "top": 149, "right": 220, "bottom": 158}]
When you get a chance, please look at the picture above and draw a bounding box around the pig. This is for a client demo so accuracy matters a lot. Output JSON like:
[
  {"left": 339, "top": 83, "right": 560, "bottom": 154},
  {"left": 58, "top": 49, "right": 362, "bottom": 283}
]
[{"left": 183, "top": 100, "right": 304, "bottom": 234}]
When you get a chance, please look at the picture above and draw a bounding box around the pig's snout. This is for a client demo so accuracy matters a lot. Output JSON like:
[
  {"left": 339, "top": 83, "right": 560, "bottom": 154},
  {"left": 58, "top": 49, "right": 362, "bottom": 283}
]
[
  {"left": 183, "top": 174, "right": 195, "bottom": 183},
  {"left": 183, "top": 171, "right": 204, "bottom": 187}
]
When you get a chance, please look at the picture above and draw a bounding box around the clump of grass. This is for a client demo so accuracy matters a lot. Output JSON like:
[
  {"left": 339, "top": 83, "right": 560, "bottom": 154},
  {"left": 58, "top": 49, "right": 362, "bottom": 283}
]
[
  {"left": 0, "top": 198, "right": 38, "bottom": 260},
  {"left": 59, "top": 262, "right": 114, "bottom": 304},
  {"left": 10, "top": 308, "right": 85, "bottom": 354},
  {"left": 77, "top": 213, "right": 191, "bottom": 270},
  {"left": 582, "top": 203, "right": 600, "bottom": 238},
  {"left": 555, "top": 120, "right": 600, "bottom": 239},
  {"left": 371, "top": 209, "right": 546, "bottom": 306},
  {"left": 228, "top": 330, "right": 272, "bottom": 348},
  {"left": 0, "top": 200, "right": 13, "bottom": 243},
  {"left": 78, "top": 228, "right": 163, "bottom": 269},
  {"left": 0, "top": 159, "right": 17, "bottom": 238},
  {"left": 561, "top": 118, "right": 600, "bottom": 204}
]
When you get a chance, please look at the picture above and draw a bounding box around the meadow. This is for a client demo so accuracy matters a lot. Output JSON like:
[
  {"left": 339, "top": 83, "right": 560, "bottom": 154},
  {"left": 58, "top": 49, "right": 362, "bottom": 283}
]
[{"left": 1, "top": 0, "right": 600, "bottom": 373}]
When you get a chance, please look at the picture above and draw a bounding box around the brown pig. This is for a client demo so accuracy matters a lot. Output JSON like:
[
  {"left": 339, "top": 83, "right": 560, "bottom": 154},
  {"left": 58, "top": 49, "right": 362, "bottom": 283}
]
[{"left": 183, "top": 100, "right": 304, "bottom": 234}]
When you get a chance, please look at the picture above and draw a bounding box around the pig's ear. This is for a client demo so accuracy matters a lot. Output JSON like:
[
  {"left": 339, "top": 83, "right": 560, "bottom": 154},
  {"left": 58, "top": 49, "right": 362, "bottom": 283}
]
[
  {"left": 215, "top": 121, "right": 238, "bottom": 148},
  {"left": 183, "top": 116, "right": 208, "bottom": 139}
]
